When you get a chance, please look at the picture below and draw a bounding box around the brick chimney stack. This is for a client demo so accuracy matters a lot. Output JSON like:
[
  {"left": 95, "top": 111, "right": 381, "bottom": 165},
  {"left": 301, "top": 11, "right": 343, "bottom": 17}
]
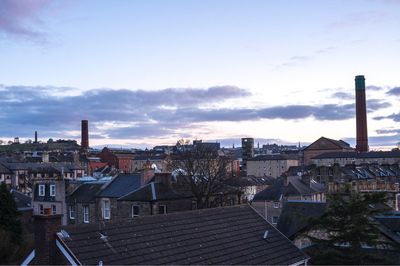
[
  {"left": 33, "top": 212, "right": 62, "bottom": 265},
  {"left": 355, "top": 75, "right": 369, "bottom": 152},
  {"left": 81, "top": 120, "right": 89, "bottom": 150}
]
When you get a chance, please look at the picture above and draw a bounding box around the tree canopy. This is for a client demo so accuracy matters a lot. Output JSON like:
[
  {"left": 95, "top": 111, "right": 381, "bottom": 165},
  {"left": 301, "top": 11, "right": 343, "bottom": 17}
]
[
  {"left": 306, "top": 192, "right": 398, "bottom": 264},
  {"left": 172, "top": 146, "right": 234, "bottom": 208}
]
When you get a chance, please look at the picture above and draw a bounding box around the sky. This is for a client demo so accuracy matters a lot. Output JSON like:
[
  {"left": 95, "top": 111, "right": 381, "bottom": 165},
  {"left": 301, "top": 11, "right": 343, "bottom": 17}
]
[{"left": 0, "top": 0, "right": 399, "bottom": 149}]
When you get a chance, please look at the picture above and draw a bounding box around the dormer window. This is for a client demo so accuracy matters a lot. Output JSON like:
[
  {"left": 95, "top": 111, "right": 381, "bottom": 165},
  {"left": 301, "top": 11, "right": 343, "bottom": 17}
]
[
  {"left": 50, "top": 184, "right": 56, "bottom": 197},
  {"left": 38, "top": 184, "right": 45, "bottom": 196}
]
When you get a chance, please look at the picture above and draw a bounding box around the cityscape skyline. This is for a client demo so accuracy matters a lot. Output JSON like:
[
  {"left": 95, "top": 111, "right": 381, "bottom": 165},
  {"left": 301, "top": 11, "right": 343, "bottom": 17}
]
[{"left": 1, "top": 0, "right": 400, "bottom": 149}]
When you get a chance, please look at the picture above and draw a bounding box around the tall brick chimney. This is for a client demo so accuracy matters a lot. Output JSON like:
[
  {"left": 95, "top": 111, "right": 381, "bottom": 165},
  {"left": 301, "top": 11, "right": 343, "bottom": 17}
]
[
  {"left": 355, "top": 75, "right": 368, "bottom": 152},
  {"left": 33, "top": 212, "right": 62, "bottom": 265},
  {"left": 81, "top": 120, "right": 89, "bottom": 150}
]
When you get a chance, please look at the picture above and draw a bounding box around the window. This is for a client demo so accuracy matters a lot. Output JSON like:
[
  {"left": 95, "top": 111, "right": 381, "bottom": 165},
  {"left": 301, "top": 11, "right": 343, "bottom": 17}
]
[
  {"left": 102, "top": 200, "right": 111, "bottom": 220},
  {"left": 273, "top": 202, "right": 280, "bottom": 208},
  {"left": 158, "top": 204, "right": 167, "bottom": 215},
  {"left": 50, "top": 184, "right": 56, "bottom": 197},
  {"left": 272, "top": 216, "right": 279, "bottom": 225},
  {"left": 131, "top": 205, "right": 140, "bottom": 218},
  {"left": 69, "top": 205, "right": 75, "bottom": 219},
  {"left": 52, "top": 205, "right": 56, "bottom": 215},
  {"left": 38, "top": 184, "right": 45, "bottom": 196},
  {"left": 39, "top": 204, "right": 44, "bottom": 215},
  {"left": 83, "top": 206, "right": 89, "bottom": 223}
]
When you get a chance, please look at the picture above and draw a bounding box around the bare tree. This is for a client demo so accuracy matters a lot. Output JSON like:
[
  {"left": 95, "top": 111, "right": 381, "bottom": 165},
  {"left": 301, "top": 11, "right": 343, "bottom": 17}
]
[{"left": 172, "top": 146, "right": 235, "bottom": 209}]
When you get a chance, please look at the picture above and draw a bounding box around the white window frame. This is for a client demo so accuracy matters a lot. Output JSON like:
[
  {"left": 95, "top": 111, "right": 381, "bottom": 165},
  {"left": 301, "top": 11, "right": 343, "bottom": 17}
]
[
  {"left": 273, "top": 202, "right": 280, "bottom": 208},
  {"left": 83, "top": 206, "right": 89, "bottom": 223},
  {"left": 52, "top": 205, "right": 56, "bottom": 215},
  {"left": 272, "top": 216, "right": 279, "bottom": 225},
  {"left": 69, "top": 205, "right": 75, "bottom": 219},
  {"left": 159, "top": 204, "right": 167, "bottom": 214},
  {"left": 50, "top": 184, "right": 56, "bottom": 197},
  {"left": 39, "top": 204, "right": 44, "bottom": 215},
  {"left": 102, "top": 199, "right": 111, "bottom": 220},
  {"left": 131, "top": 205, "right": 140, "bottom": 218},
  {"left": 38, "top": 184, "right": 45, "bottom": 196}
]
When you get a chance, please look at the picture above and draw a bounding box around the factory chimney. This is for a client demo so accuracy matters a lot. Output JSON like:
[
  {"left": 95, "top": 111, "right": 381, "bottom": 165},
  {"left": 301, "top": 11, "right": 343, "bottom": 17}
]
[
  {"left": 34, "top": 131, "right": 38, "bottom": 143},
  {"left": 355, "top": 75, "right": 368, "bottom": 152},
  {"left": 81, "top": 120, "right": 89, "bottom": 150}
]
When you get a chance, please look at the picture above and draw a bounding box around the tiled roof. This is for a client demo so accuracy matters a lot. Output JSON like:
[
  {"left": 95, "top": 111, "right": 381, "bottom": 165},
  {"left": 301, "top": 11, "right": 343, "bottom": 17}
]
[
  {"left": 97, "top": 173, "right": 142, "bottom": 198},
  {"left": 277, "top": 201, "right": 327, "bottom": 238},
  {"left": 312, "top": 151, "right": 400, "bottom": 160},
  {"left": 67, "top": 183, "right": 105, "bottom": 203},
  {"left": 59, "top": 205, "right": 308, "bottom": 265}
]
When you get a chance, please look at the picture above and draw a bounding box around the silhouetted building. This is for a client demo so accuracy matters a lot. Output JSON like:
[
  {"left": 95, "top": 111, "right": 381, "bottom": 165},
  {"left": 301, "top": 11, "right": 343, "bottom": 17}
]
[
  {"left": 355, "top": 75, "right": 369, "bottom": 152},
  {"left": 242, "top": 138, "right": 254, "bottom": 170},
  {"left": 81, "top": 120, "right": 89, "bottom": 150}
]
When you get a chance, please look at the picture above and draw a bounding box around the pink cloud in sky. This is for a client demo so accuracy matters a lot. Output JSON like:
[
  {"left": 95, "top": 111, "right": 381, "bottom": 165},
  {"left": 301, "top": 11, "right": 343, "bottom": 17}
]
[{"left": 0, "top": 0, "right": 52, "bottom": 39}]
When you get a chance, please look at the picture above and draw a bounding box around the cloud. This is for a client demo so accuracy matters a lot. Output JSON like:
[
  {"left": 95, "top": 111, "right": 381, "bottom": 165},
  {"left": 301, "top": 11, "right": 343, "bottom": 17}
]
[
  {"left": 0, "top": 85, "right": 391, "bottom": 140},
  {"left": 374, "top": 113, "right": 400, "bottom": 122},
  {"left": 376, "top": 128, "right": 400, "bottom": 134},
  {"left": 344, "top": 135, "right": 400, "bottom": 147},
  {"left": 0, "top": 0, "right": 53, "bottom": 40},
  {"left": 331, "top": 92, "right": 353, "bottom": 100},
  {"left": 327, "top": 11, "right": 389, "bottom": 30},
  {"left": 386, "top": 87, "right": 400, "bottom": 96},
  {"left": 367, "top": 85, "right": 384, "bottom": 91}
]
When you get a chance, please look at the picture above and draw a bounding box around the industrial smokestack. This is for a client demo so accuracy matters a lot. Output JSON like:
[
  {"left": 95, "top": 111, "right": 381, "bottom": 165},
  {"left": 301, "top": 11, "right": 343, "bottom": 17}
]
[
  {"left": 35, "top": 131, "right": 38, "bottom": 143},
  {"left": 81, "top": 120, "right": 89, "bottom": 150},
  {"left": 355, "top": 75, "right": 368, "bottom": 152}
]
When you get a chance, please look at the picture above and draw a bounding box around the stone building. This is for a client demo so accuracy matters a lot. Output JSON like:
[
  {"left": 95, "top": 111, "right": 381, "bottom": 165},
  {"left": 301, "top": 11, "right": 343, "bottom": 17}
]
[
  {"left": 303, "top": 137, "right": 353, "bottom": 165},
  {"left": 247, "top": 155, "right": 299, "bottom": 178}
]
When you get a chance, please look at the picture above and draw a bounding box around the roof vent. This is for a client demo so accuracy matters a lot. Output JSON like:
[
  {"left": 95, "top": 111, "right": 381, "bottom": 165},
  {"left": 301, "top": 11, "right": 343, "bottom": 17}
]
[
  {"left": 263, "top": 230, "right": 269, "bottom": 239},
  {"left": 100, "top": 233, "right": 108, "bottom": 240}
]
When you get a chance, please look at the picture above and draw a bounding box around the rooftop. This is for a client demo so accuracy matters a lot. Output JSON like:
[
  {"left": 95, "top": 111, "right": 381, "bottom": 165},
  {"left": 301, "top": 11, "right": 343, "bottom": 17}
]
[{"left": 58, "top": 205, "right": 307, "bottom": 265}]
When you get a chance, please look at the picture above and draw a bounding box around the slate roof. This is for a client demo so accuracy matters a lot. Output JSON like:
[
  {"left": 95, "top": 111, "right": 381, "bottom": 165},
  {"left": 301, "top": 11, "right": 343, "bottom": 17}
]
[
  {"left": 304, "top": 137, "right": 352, "bottom": 151},
  {"left": 277, "top": 201, "right": 327, "bottom": 239},
  {"left": 375, "top": 216, "right": 400, "bottom": 233},
  {"left": 225, "top": 175, "right": 274, "bottom": 187},
  {"left": 118, "top": 182, "right": 185, "bottom": 201},
  {"left": 312, "top": 151, "right": 400, "bottom": 159},
  {"left": 58, "top": 205, "right": 308, "bottom": 265},
  {"left": 0, "top": 162, "right": 12, "bottom": 174},
  {"left": 253, "top": 179, "right": 285, "bottom": 201},
  {"left": 248, "top": 154, "right": 291, "bottom": 161},
  {"left": 10, "top": 189, "right": 32, "bottom": 211},
  {"left": 67, "top": 183, "right": 105, "bottom": 203},
  {"left": 2, "top": 162, "right": 83, "bottom": 172},
  {"left": 253, "top": 178, "right": 321, "bottom": 201},
  {"left": 97, "top": 173, "right": 142, "bottom": 198}
]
